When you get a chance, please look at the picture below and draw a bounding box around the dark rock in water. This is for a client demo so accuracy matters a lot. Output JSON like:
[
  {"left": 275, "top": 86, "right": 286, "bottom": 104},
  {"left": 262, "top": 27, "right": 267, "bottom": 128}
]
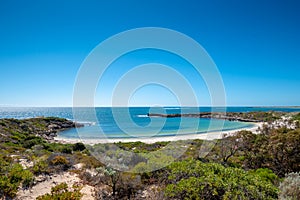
[
  {"left": 75, "top": 122, "right": 84, "bottom": 128},
  {"left": 61, "top": 123, "right": 73, "bottom": 128}
]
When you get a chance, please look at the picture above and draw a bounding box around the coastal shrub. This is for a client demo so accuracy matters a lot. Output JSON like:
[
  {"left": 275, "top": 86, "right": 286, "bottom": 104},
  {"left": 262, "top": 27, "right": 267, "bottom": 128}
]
[
  {"left": 72, "top": 142, "right": 86, "bottom": 151},
  {"left": 164, "top": 159, "right": 279, "bottom": 200},
  {"left": 73, "top": 151, "right": 103, "bottom": 169},
  {"left": 43, "top": 116, "right": 69, "bottom": 123},
  {"left": 115, "top": 141, "right": 170, "bottom": 153},
  {"left": 43, "top": 143, "right": 57, "bottom": 152},
  {"left": 0, "top": 164, "right": 34, "bottom": 199},
  {"left": 61, "top": 146, "right": 73, "bottom": 154},
  {"left": 95, "top": 167, "right": 143, "bottom": 199},
  {"left": 132, "top": 162, "right": 148, "bottom": 174},
  {"left": 22, "top": 136, "right": 45, "bottom": 148},
  {"left": 179, "top": 139, "right": 205, "bottom": 160},
  {"left": 43, "top": 142, "right": 70, "bottom": 152},
  {"left": 279, "top": 172, "right": 300, "bottom": 200},
  {"left": 130, "top": 151, "right": 174, "bottom": 173},
  {"left": 9, "top": 164, "right": 34, "bottom": 189},
  {"left": 1, "top": 142, "right": 25, "bottom": 155},
  {"left": 0, "top": 121, "right": 6, "bottom": 126},
  {"left": 90, "top": 144, "right": 148, "bottom": 170},
  {"left": 247, "top": 111, "right": 281, "bottom": 122},
  {"left": 31, "top": 145, "right": 51, "bottom": 157},
  {"left": 20, "top": 169, "right": 34, "bottom": 189},
  {"left": 36, "top": 182, "right": 83, "bottom": 200},
  {"left": 267, "top": 128, "right": 300, "bottom": 177},
  {"left": 211, "top": 127, "right": 300, "bottom": 177},
  {"left": 0, "top": 156, "right": 10, "bottom": 170},
  {"left": 48, "top": 154, "right": 72, "bottom": 172},
  {"left": 11, "top": 130, "right": 27, "bottom": 140},
  {"left": 32, "top": 160, "right": 49, "bottom": 175},
  {"left": 0, "top": 176, "right": 18, "bottom": 199},
  {"left": 250, "top": 168, "right": 279, "bottom": 185},
  {"left": 4, "top": 141, "right": 21, "bottom": 148},
  {"left": 51, "top": 155, "right": 69, "bottom": 165}
]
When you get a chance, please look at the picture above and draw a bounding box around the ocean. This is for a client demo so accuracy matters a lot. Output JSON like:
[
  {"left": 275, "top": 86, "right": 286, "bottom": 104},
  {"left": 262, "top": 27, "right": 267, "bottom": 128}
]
[{"left": 0, "top": 107, "right": 299, "bottom": 139}]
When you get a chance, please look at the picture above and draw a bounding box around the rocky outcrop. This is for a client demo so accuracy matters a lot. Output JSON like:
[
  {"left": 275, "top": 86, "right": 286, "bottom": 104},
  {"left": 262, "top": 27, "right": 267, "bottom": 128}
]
[
  {"left": 0, "top": 117, "right": 83, "bottom": 143},
  {"left": 34, "top": 117, "right": 84, "bottom": 141}
]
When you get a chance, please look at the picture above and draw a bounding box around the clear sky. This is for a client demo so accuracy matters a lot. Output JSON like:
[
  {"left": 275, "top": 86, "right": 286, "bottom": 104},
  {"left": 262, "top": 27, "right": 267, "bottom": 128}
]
[{"left": 0, "top": 0, "right": 299, "bottom": 106}]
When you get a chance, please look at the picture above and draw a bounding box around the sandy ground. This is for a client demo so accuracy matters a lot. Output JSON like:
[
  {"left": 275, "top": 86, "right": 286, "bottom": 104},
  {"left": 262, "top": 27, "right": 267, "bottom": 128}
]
[
  {"left": 54, "top": 122, "right": 264, "bottom": 145},
  {"left": 17, "top": 172, "right": 94, "bottom": 200}
]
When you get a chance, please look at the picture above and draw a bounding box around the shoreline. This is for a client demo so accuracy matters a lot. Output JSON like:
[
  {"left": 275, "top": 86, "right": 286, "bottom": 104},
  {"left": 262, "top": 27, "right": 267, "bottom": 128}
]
[{"left": 54, "top": 122, "right": 263, "bottom": 145}]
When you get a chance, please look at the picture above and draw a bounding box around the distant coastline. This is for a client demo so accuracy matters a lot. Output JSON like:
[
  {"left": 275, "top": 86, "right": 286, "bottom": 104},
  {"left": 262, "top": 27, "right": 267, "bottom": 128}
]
[{"left": 147, "top": 112, "right": 261, "bottom": 122}]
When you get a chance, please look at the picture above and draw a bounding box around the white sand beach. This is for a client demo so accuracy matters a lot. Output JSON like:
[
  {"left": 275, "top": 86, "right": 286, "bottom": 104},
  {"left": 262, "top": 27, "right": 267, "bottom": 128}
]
[{"left": 54, "top": 122, "right": 264, "bottom": 145}]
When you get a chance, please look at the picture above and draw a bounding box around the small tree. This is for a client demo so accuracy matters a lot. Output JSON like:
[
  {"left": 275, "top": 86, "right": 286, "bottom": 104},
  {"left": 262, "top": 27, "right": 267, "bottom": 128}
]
[
  {"left": 219, "top": 133, "right": 240, "bottom": 163},
  {"left": 96, "top": 167, "right": 120, "bottom": 196}
]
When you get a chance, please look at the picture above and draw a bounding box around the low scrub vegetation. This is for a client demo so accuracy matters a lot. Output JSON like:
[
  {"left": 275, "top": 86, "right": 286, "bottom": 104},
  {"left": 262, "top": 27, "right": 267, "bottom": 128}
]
[{"left": 0, "top": 114, "right": 299, "bottom": 199}]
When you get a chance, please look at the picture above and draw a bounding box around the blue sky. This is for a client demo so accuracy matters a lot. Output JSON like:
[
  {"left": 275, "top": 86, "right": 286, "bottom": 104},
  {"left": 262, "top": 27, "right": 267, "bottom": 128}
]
[{"left": 0, "top": 0, "right": 299, "bottom": 106}]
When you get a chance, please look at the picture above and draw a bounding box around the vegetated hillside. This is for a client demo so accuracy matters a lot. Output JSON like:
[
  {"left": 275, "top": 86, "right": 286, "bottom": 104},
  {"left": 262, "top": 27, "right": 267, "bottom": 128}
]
[
  {"left": 0, "top": 114, "right": 299, "bottom": 200},
  {"left": 0, "top": 117, "right": 79, "bottom": 144},
  {"left": 0, "top": 117, "right": 97, "bottom": 199}
]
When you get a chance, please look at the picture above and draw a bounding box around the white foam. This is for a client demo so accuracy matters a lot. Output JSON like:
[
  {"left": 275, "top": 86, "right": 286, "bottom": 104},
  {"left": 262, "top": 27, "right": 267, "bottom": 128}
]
[
  {"left": 164, "top": 107, "right": 181, "bottom": 110},
  {"left": 75, "top": 121, "right": 96, "bottom": 126},
  {"left": 136, "top": 114, "right": 149, "bottom": 118}
]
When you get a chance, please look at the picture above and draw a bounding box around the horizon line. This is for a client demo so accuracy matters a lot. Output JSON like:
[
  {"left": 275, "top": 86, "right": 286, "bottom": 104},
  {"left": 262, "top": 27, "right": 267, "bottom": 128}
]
[{"left": 0, "top": 105, "right": 299, "bottom": 108}]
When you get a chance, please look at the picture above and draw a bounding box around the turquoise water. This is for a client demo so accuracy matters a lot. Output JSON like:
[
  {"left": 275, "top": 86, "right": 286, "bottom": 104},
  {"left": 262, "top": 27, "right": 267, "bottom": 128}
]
[{"left": 0, "top": 107, "right": 299, "bottom": 139}]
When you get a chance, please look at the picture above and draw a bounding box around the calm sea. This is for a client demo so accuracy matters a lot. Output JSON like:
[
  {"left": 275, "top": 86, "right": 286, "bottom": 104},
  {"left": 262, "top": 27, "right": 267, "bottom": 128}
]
[{"left": 0, "top": 107, "right": 299, "bottom": 139}]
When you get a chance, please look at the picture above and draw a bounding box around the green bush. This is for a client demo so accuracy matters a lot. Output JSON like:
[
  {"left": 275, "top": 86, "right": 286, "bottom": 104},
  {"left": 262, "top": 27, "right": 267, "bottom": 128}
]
[
  {"left": 48, "top": 154, "right": 72, "bottom": 173},
  {"left": 22, "top": 136, "right": 45, "bottom": 148},
  {"left": 51, "top": 156, "right": 69, "bottom": 165},
  {"left": 0, "top": 164, "right": 34, "bottom": 199},
  {"left": 73, "top": 151, "right": 103, "bottom": 169},
  {"left": 43, "top": 143, "right": 71, "bottom": 153},
  {"left": 72, "top": 142, "right": 86, "bottom": 151},
  {"left": 0, "top": 176, "right": 18, "bottom": 199},
  {"left": 36, "top": 182, "right": 83, "bottom": 200},
  {"left": 32, "top": 160, "right": 49, "bottom": 175},
  {"left": 61, "top": 146, "right": 72, "bottom": 154},
  {"left": 250, "top": 168, "right": 279, "bottom": 185},
  {"left": 165, "top": 159, "right": 279, "bottom": 200}
]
